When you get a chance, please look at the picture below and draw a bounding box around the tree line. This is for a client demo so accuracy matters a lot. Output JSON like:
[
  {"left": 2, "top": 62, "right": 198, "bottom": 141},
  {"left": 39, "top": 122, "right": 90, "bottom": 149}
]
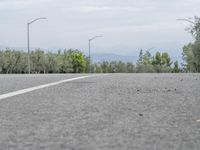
[
  {"left": 0, "top": 48, "right": 180, "bottom": 74},
  {"left": 91, "top": 50, "right": 180, "bottom": 73},
  {"left": 0, "top": 49, "right": 87, "bottom": 74},
  {"left": 0, "top": 16, "right": 199, "bottom": 74}
]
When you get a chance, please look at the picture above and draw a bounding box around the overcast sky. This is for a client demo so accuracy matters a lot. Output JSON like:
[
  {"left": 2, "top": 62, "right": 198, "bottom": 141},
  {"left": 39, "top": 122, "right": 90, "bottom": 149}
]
[{"left": 0, "top": 0, "right": 200, "bottom": 57}]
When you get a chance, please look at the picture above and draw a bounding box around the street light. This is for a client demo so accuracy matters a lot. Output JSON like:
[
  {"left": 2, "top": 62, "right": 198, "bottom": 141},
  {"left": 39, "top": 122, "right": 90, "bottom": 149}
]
[
  {"left": 27, "top": 17, "right": 47, "bottom": 74},
  {"left": 88, "top": 36, "right": 103, "bottom": 73}
]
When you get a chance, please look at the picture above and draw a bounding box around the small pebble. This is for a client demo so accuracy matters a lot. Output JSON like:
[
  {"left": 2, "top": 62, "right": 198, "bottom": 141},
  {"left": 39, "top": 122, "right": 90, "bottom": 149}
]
[{"left": 139, "top": 114, "right": 143, "bottom": 117}]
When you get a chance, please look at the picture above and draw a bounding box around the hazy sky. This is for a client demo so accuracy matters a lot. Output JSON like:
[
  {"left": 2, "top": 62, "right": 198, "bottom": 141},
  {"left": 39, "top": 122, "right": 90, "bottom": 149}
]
[{"left": 0, "top": 0, "right": 200, "bottom": 57}]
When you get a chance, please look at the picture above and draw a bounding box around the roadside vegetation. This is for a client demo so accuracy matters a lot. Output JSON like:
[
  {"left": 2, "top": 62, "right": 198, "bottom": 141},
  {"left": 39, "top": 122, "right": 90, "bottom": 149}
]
[
  {"left": 0, "top": 49, "right": 87, "bottom": 74},
  {"left": 0, "top": 48, "right": 181, "bottom": 73},
  {"left": 0, "top": 48, "right": 182, "bottom": 73},
  {"left": 182, "top": 16, "right": 200, "bottom": 72},
  {"left": 0, "top": 16, "right": 199, "bottom": 74}
]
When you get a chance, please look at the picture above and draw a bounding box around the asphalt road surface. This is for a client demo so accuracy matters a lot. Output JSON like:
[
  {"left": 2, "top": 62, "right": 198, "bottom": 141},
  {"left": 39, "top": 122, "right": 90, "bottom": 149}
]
[{"left": 0, "top": 74, "right": 200, "bottom": 150}]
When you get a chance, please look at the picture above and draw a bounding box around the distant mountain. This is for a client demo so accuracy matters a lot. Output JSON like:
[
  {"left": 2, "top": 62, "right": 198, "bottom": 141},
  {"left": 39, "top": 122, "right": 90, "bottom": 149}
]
[
  {"left": 92, "top": 53, "right": 138, "bottom": 63},
  {"left": 91, "top": 53, "right": 183, "bottom": 65},
  {"left": 0, "top": 46, "right": 182, "bottom": 64}
]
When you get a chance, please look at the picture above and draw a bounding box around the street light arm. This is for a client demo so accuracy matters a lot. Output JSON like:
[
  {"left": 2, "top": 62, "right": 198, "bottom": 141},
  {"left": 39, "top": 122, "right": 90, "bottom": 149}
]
[
  {"left": 89, "top": 36, "right": 103, "bottom": 41},
  {"left": 28, "top": 17, "right": 47, "bottom": 25},
  {"left": 88, "top": 35, "right": 103, "bottom": 73},
  {"left": 177, "top": 18, "right": 195, "bottom": 24}
]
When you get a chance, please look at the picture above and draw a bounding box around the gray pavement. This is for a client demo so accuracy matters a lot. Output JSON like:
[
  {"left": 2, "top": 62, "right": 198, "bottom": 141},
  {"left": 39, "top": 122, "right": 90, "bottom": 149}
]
[
  {"left": 0, "top": 74, "right": 83, "bottom": 95},
  {"left": 0, "top": 74, "right": 200, "bottom": 150}
]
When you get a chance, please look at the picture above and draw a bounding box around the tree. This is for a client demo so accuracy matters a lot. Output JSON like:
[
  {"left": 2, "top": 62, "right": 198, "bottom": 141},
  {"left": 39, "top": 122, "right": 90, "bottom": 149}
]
[
  {"left": 60, "top": 50, "right": 74, "bottom": 73},
  {"left": 173, "top": 61, "right": 180, "bottom": 73},
  {"left": 136, "top": 49, "right": 155, "bottom": 73},
  {"left": 137, "top": 49, "right": 143, "bottom": 64},
  {"left": 45, "top": 52, "right": 58, "bottom": 73},
  {"left": 152, "top": 52, "right": 162, "bottom": 66},
  {"left": 151, "top": 52, "right": 173, "bottom": 73},
  {"left": 30, "top": 49, "right": 46, "bottom": 73},
  {"left": 161, "top": 52, "right": 172, "bottom": 67},
  {"left": 12, "top": 51, "right": 27, "bottom": 73},
  {"left": 69, "top": 50, "right": 86, "bottom": 73},
  {"left": 182, "top": 16, "right": 200, "bottom": 72},
  {"left": 192, "top": 40, "right": 200, "bottom": 72},
  {"left": 57, "top": 49, "right": 86, "bottom": 73},
  {"left": 0, "top": 49, "right": 28, "bottom": 74},
  {"left": 126, "top": 62, "right": 135, "bottom": 73},
  {"left": 136, "top": 50, "right": 173, "bottom": 73},
  {"left": 100, "top": 61, "right": 110, "bottom": 73}
]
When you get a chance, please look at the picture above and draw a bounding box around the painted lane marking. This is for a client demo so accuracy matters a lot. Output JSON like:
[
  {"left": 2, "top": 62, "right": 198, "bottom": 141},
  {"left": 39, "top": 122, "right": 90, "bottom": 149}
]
[{"left": 0, "top": 76, "right": 89, "bottom": 100}]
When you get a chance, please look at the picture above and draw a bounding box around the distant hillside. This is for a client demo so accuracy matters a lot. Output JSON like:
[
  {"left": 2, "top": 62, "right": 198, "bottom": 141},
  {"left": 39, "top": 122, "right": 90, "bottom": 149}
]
[
  {"left": 92, "top": 53, "right": 138, "bottom": 63},
  {"left": 91, "top": 53, "right": 182, "bottom": 65},
  {"left": 0, "top": 46, "right": 182, "bottom": 64}
]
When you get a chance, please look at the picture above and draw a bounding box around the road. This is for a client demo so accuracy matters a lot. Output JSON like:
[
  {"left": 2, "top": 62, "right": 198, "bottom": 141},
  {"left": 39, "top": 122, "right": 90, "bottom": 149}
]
[{"left": 0, "top": 74, "right": 200, "bottom": 150}]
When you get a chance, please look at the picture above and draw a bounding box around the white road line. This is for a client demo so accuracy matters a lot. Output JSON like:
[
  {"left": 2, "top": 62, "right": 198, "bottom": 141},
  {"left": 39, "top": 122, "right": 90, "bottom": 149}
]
[{"left": 0, "top": 76, "right": 89, "bottom": 100}]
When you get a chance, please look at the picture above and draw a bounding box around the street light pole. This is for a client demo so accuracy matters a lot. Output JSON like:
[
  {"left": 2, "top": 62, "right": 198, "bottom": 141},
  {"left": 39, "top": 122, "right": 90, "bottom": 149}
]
[
  {"left": 27, "top": 17, "right": 47, "bottom": 74},
  {"left": 88, "top": 36, "right": 102, "bottom": 73},
  {"left": 27, "top": 23, "right": 30, "bottom": 74},
  {"left": 89, "top": 40, "right": 91, "bottom": 72}
]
